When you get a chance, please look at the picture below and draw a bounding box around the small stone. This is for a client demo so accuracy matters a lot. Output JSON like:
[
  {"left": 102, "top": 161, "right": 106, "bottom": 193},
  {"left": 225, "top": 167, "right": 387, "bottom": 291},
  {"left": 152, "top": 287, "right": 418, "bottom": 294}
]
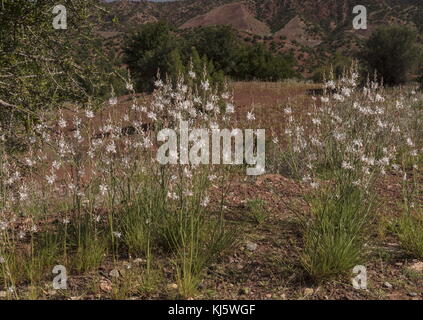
[
  {"left": 384, "top": 282, "right": 393, "bottom": 289},
  {"left": 265, "top": 294, "right": 272, "bottom": 299},
  {"left": 168, "top": 283, "right": 178, "bottom": 290},
  {"left": 109, "top": 269, "right": 120, "bottom": 278},
  {"left": 100, "top": 279, "right": 112, "bottom": 293},
  {"left": 48, "top": 290, "right": 57, "bottom": 296},
  {"left": 246, "top": 242, "right": 258, "bottom": 251},
  {"left": 0, "top": 291, "right": 6, "bottom": 298},
  {"left": 304, "top": 288, "right": 314, "bottom": 296},
  {"left": 408, "top": 292, "right": 418, "bottom": 297},
  {"left": 409, "top": 261, "right": 423, "bottom": 273},
  {"left": 395, "top": 262, "right": 403, "bottom": 266}
]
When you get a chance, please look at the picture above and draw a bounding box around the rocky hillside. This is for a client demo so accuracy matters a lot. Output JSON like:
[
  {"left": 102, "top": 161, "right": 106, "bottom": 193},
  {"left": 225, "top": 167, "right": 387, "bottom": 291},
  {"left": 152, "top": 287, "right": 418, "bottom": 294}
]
[{"left": 99, "top": 0, "right": 423, "bottom": 76}]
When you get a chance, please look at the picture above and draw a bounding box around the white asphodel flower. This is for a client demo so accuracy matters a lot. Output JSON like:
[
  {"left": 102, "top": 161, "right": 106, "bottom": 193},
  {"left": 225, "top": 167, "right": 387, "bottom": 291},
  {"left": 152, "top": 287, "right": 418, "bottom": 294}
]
[
  {"left": 247, "top": 111, "right": 255, "bottom": 121},
  {"left": 58, "top": 118, "right": 67, "bottom": 128},
  {"left": 99, "top": 184, "right": 108, "bottom": 196},
  {"left": 341, "top": 161, "right": 353, "bottom": 170},
  {"left": 106, "top": 142, "right": 116, "bottom": 154},
  {"left": 201, "top": 196, "right": 210, "bottom": 207},
  {"left": 109, "top": 96, "right": 118, "bottom": 106},
  {"left": 201, "top": 80, "right": 210, "bottom": 91},
  {"left": 126, "top": 82, "right": 134, "bottom": 91},
  {"left": 310, "top": 182, "right": 320, "bottom": 189},
  {"left": 85, "top": 110, "right": 94, "bottom": 119},
  {"left": 147, "top": 112, "right": 157, "bottom": 121},
  {"left": 226, "top": 103, "right": 235, "bottom": 114},
  {"left": 46, "top": 174, "right": 56, "bottom": 185}
]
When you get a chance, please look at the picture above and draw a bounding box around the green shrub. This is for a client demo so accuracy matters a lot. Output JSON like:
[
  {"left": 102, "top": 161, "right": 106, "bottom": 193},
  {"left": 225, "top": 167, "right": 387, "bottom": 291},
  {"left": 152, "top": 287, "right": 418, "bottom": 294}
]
[
  {"left": 26, "top": 232, "right": 61, "bottom": 284},
  {"left": 67, "top": 219, "right": 107, "bottom": 274},
  {"left": 395, "top": 214, "right": 423, "bottom": 259},
  {"left": 245, "top": 198, "right": 267, "bottom": 225},
  {"left": 362, "top": 25, "right": 421, "bottom": 86},
  {"left": 124, "top": 23, "right": 297, "bottom": 91},
  {"left": 300, "top": 184, "right": 372, "bottom": 283},
  {"left": 124, "top": 22, "right": 184, "bottom": 92}
]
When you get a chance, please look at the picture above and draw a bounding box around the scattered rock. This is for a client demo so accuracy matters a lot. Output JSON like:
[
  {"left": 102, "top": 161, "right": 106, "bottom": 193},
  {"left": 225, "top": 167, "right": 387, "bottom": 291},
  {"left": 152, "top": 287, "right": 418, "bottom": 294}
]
[
  {"left": 408, "top": 261, "right": 423, "bottom": 273},
  {"left": 388, "top": 293, "right": 403, "bottom": 300},
  {"left": 109, "top": 269, "right": 120, "bottom": 278},
  {"left": 304, "top": 288, "right": 314, "bottom": 296},
  {"left": 265, "top": 294, "right": 272, "bottom": 299},
  {"left": 47, "top": 290, "right": 57, "bottom": 296},
  {"left": 408, "top": 292, "right": 418, "bottom": 297},
  {"left": 395, "top": 262, "right": 403, "bottom": 267},
  {"left": 384, "top": 282, "right": 393, "bottom": 289},
  {"left": 100, "top": 279, "right": 112, "bottom": 293},
  {"left": 133, "top": 258, "right": 145, "bottom": 265},
  {"left": 246, "top": 242, "right": 258, "bottom": 252},
  {"left": 0, "top": 291, "right": 6, "bottom": 298},
  {"left": 168, "top": 283, "right": 178, "bottom": 290}
]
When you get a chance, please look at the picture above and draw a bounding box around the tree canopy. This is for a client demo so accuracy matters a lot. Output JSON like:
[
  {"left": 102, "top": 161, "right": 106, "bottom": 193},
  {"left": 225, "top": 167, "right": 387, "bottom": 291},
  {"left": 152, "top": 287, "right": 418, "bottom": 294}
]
[
  {"left": 0, "top": 0, "right": 120, "bottom": 129},
  {"left": 362, "top": 25, "right": 421, "bottom": 86},
  {"left": 124, "top": 22, "right": 297, "bottom": 92}
]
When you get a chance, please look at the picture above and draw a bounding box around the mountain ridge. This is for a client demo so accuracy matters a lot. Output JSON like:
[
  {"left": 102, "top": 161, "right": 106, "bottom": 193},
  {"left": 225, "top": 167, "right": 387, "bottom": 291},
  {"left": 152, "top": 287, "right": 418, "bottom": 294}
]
[{"left": 100, "top": 0, "right": 423, "bottom": 75}]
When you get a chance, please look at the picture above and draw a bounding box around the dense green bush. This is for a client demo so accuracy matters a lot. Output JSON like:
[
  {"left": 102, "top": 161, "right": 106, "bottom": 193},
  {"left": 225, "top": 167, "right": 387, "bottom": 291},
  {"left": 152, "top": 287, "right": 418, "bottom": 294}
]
[
  {"left": 123, "top": 22, "right": 184, "bottom": 92},
  {"left": 183, "top": 25, "right": 241, "bottom": 75},
  {"left": 234, "top": 43, "right": 296, "bottom": 81},
  {"left": 396, "top": 213, "right": 423, "bottom": 259},
  {"left": 362, "top": 25, "right": 421, "bottom": 86},
  {"left": 124, "top": 23, "right": 297, "bottom": 92},
  {"left": 0, "top": 0, "right": 118, "bottom": 127}
]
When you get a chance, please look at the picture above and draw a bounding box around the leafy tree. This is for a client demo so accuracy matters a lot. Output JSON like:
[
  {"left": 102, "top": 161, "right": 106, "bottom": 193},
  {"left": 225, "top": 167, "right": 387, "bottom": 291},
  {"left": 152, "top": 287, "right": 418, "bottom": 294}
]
[
  {"left": 184, "top": 25, "right": 241, "bottom": 75},
  {"left": 362, "top": 25, "right": 420, "bottom": 86},
  {"left": 124, "top": 23, "right": 297, "bottom": 91},
  {"left": 0, "top": 0, "right": 118, "bottom": 130},
  {"left": 234, "top": 44, "right": 296, "bottom": 81},
  {"left": 124, "top": 22, "right": 184, "bottom": 92},
  {"left": 185, "top": 47, "right": 224, "bottom": 89}
]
